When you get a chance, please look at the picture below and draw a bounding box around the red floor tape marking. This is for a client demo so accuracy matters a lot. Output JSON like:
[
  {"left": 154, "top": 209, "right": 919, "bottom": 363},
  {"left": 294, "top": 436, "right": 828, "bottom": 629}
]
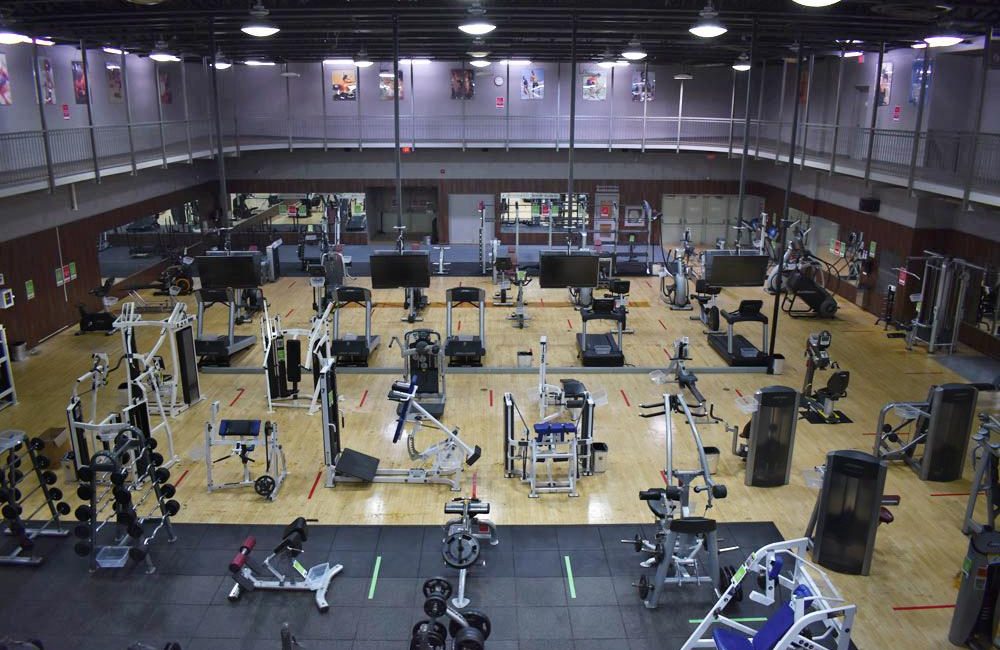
[
  {"left": 567, "top": 319, "right": 574, "bottom": 329},
  {"left": 892, "top": 604, "right": 955, "bottom": 612},
  {"left": 658, "top": 319, "right": 667, "bottom": 330},
  {"left": 489, "top": 389, "right": 494, "bottom": 407},
  {"left": 620, "top": 389, "right": 631, "bottom": 407},
  {"left": 359, "top": 389, "right": 368, "bottom": 408},
  {"left": 174, "top": 469, "right": 190, "bottom": 488},
  {"left": 307, "top": 471, "right": 322, "bottom": 499},
  {"left": 458, "top": 320, "right": 462, "bottom": 332},
  {"left": 229, "top": 388, "right": 245, "bottom": 407},
  {"left": 285, "top": 308, "right": 295, "bottom": 318}
]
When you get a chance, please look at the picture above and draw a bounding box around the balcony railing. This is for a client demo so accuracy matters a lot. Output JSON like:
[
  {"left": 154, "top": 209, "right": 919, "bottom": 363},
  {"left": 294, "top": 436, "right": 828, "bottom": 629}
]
[{"left": 1, "top": 114, "right": 998, "bottom": 206}]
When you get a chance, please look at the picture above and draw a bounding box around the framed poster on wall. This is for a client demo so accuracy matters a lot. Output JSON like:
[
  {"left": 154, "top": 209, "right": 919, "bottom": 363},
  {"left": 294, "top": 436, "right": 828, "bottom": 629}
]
[
  {"left": 877, "top": 61, "right": 893, "bottom": 106},
  {"left": 331, "top": 69, "right": 357, "bottom": 101},
  {"left": 623, "top": 205, "right": 646, "bottom": 229},
  {"left": 72, "top": 60, "right": 88, "bottom": 104}
]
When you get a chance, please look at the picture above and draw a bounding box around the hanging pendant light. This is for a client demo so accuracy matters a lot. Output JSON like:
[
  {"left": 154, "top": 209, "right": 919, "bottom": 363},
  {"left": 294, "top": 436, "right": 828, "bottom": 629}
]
[
  {"left": 459, "top": 2, "right": 496, "bottom": 35},
  {"left": 732, "top": 53, "right": 751, "bottom": 71},
  {"left": 242, "top": 1, "right": 280, "bottom": 38},
  {"left": 621, "top": 38, "right": 647, "bottom": 61},
  {"left": 689, "top": 2, "right": 727, "bottom": 38}
]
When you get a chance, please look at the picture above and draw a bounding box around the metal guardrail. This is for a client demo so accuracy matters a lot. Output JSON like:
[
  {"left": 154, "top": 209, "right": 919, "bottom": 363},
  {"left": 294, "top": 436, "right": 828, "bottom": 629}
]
[{"left": 0, "top": 115, "right": 997, "bottom": 204}]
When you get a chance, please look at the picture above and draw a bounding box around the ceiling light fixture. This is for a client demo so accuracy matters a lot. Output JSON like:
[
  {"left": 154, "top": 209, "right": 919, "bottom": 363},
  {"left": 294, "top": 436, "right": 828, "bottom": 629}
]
[
  {"left": 103, "top": 46, "right": 127, "bottom": 55},
  {"left": 244, "top": 60, "right": 276, "bottom": 66},
  {"left": 399, "top": 58, "right": 432, "bottom": 65},
  {"left": 241, "top": 1, "right": 280, "bottom": 38},
  {"left": 105, "top": 62, "right": 121, "bottom": 70},
  {"left": 149, "top": 39, "right": 180, "bottom": 62},
  {"left": 0, "top": 20, "right": 28, "bottom": 45},
  {"left": 353, "top": 49, "right": 373, "bottom": 68},
  {"left": 31, "top": 37, "right": 54, "bottom": 46},
  {"left": 689, "top": 2, "right": 727, "bottom": 39},
  {"left": 459, "top": 2, "right": 496, "bottom": 35},
  {"left": 910, "top": 42, "right": 928, "bottom": 49},
  {"left": 674, "top": 72, "right": 693, "bottom": 80},
  {"left": 468, "top": 50, "right": 490, "bottom": 58},
  {"left": 792, "top": 0, "right": 841, "bottom": 7},
  {"left": 498, "top": 59, "right": 531, "bottom": 66},
  {"left": 924, "top": 35, "right": 963, "bottom": 48},
  {"left": 323, "top": 58, "right": 354, "bottom": 65},
  {"left": 622, "top": 38, "right": 647, "bottom": 61},
  {"left": 840, "top": 50, "right": 863, "bottom": 58},
  {"left": 211, "top": 51, "right": 232, "bottom": 70},
  {"left": 468, "top": 59, "right": 491, "bottom": 68},
  {"left": 732, "top": 53, "right": 751, "bottom": 71}
]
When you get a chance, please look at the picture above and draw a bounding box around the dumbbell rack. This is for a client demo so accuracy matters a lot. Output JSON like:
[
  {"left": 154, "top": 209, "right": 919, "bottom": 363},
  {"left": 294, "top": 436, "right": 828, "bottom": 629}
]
[
  {"left": 0, "top": 325, "right": 17, "bottom": 412},
  {"left": 0, "top": 430, "right": 71, "bottom": 566},
  {"left": 72, "top": 426, "right": 179, "bottom": 573}
]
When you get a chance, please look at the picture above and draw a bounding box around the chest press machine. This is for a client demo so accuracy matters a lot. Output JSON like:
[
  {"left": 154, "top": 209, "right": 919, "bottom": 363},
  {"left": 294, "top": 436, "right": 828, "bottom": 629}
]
[{"left": 321, "top": 358, "right": 481, "bottom": 491}]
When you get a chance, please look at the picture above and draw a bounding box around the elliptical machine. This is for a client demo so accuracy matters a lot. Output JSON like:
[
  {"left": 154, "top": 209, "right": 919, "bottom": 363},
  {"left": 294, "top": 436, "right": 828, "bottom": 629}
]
[
  {"left": 76, "top": 278, "right": 118, "bottom": 336},
  {"left": 507, "top": 269, "right": 532, "bottom": 329},
  {"left": 660, "top": 233, "right": 693, "bottom": 311}
]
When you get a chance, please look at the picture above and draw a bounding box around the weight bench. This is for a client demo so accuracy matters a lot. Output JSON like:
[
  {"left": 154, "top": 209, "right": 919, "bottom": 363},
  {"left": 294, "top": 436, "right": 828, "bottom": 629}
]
[
  {"left": 527, "top": 422, "right": 581, "bottom": 498},
  {"left": 712, "top": 585, "right": 813, "bottom": 650}
]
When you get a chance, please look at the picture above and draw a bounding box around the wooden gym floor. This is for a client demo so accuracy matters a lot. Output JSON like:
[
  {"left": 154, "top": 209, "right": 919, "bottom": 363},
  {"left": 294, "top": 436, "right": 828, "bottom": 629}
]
[{"left": 1, "top": 274, "right": 997, "bottom": 650}]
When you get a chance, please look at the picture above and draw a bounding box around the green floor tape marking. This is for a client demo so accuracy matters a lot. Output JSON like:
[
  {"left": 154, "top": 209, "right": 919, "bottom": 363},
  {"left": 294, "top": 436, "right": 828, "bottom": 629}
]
[
  {"left": 688, "top": 617, "right": 768, "bottom": 624},
  {"left": 368, "top": 555, "right": 382, "bottom": 599},
  {"left": 564, "top": 555, "right": 576, "bottom": 599}
]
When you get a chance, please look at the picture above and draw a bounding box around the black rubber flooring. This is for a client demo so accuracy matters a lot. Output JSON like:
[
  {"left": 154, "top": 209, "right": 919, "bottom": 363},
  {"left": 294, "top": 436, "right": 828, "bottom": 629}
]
[{"left": 0, "top": 521, "right": 798, "bottom": 650}]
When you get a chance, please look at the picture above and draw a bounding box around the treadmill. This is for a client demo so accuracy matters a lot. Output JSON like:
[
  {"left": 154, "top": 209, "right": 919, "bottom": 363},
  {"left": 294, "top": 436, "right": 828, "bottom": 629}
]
[
  {"left": 444, "top": 287, "right": 486, "bottom": 367},
  {"left": 576, "top": 298, "right": 626, "bottom": 367},
  {"left": 331, "top": 286, "right": 380, "bottom": 367},
  {"left": 194, "top": 287, "right": 257, "bottom": 368},
  {"left": 707, "top": 299, "right": 770, "bottom": 367}
]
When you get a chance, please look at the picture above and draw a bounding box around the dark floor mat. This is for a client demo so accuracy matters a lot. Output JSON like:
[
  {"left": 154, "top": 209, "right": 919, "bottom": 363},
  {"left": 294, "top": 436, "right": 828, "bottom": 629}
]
[{"left": 0, "top": 521, "right": 863, "bottom": 650}]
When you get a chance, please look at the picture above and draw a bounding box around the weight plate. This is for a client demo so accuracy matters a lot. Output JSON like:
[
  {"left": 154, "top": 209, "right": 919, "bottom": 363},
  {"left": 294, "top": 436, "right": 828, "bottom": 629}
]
[
  {"left": 442, "top": 532, "right": 480, "bottom": 569},
  {"left": 632, "top": 533, "right": 643, "bottom": 553},
  {"left": 56, "top": 502, "right": 71, "bottom": 516},
  {"left": 452, "top": 626, "right": 486, "bottom": 650},
  {"left": 422, "top": 577, "right": 453, "bottom": 600},
  {"left": 254, "top": 475, "right": 276, "bottom": 497},
  {"left": 449, "top": 610, "right": 491, "bottom": 640},
  {"left": 423, "top": 594, "right": 448, "bottom": 619},
  {"left": 637, "top": 574, "right": 651, "bottom": 600},
  {"left": 411, "top": 621, "right": 448, "bottom": 642},
  {"left": 410, "top": 625, "right": 445, "bottom": 650}
]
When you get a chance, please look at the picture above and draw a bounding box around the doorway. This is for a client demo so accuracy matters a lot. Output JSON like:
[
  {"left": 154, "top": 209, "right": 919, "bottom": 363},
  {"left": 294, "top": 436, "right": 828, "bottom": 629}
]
[{"left": 367, "top": 186, "right": 439, "bottom": 243}]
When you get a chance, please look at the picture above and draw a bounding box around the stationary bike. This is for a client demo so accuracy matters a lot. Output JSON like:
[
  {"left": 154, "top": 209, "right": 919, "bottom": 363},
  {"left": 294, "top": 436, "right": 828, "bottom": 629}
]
[
  {"left": 799, "top": 330, "right": 850, "bottom": 424},
  {"left": 507, "top": 270, "right": 532, "bottom": 329},
  {"left": 76, "top": 278, "right": 118, "bottom": 336}
]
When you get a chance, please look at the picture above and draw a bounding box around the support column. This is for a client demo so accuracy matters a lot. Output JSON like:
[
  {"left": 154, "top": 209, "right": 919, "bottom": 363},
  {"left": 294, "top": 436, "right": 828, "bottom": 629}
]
[
  {"left": 209, "top": 31, "right": 229, "bottom": 227},
  {"left": 286, "top": 64, "right": 293, "bottom": 151},
  {"left": 31, "top": 38, "right": 55, "bottom": 192},
  {"left": 768, "top": 43, "right": 804, "bottom": 358},
  {"left": 754, "top": 61, "right": 765, "bottom": 158},
  {"left": 180, "top": 59, "right": 193, "bottom": 163},
  {"left": 799, "top": 54, "right": 814, "bottom": 169},
  {"left": 320, "top": 62, "right": 328, "bottom": 151},
  {"left": 735, "top": 21, "right": 757, "bottom": 227},
  {"left": 961, "top": 41, "right": 989, "bottom": 211},
  {"left": 676, "top": 78, "right": 684, "bottom": 153},
  {"left": 461, "top": 60, "right": 467, "bottom": 151},
  {"left": 154, "top": 62, "right": 168, "bottom": 167},
  {"left": 79, "top": 41, "right": 101, "bottom": 182},
  {"left": 410, "top": 61, "right": 416, "bottom": 149},
  {"left": 555, "top": 62, "right": 561, "bottom": 152},
  {"left": 608, "top": 66, "right": 615, "bottom": 152},
  {"left": 641, "top": 61, "right": 648, "bottom": 152},
  {"left": 775, "top": 60, "right": 787, "bottom": 164},
  {"left": 907, "top": 50, "right": 931, "bottom": 192},
  {"left": 505, "top": 60, "right": 510, "bottom": 151},
  {"left": 829, "top": 47, "right": 846, "bottom": 175},
  {"left": 864, "top": 42, "right": 885, "bottom": 185},
  {"left": 393, "top": 15, "right": 403, "bottom": 229},
  {"left": 566, "top": 15, "right": 577, "bottom": 243},
  {"left": 357, "top": 64, "right": 363, "bottom": 151},
  {"left": 121, "top": 48, "right": 137, "bottom": 175},
  {"left": 727, "top": 69, "right": 737, "bottom": 157}
]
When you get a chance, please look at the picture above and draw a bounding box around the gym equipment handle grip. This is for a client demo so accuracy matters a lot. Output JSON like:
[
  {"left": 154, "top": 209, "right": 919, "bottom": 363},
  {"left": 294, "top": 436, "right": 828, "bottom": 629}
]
[{"left": 229, "top": 536, "right": 257, "bottom": 573}]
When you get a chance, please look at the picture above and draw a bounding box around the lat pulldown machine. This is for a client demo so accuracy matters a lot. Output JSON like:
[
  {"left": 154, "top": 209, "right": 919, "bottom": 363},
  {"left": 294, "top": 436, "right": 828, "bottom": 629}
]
[{"left": 261, "top": 300, "right": 332, "bottom": 414}]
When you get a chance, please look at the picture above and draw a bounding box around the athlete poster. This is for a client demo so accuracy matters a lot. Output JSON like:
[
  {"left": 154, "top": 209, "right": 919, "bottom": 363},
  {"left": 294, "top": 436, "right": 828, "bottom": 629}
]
[
  {"left": 71, "top": 60, "right": 88, "bottom": 104},
  {"left": 106, "top": 65, "right": 123, "bottom": 103},
  {"left": 39, "top": 58, "right": 55, "bottom": 105},
  {"left": 877, "top": 61, "right": 893, "bottom": 106},
  {"left": 580, "top": 66, "right": 606, "bottom": 101},
  {"left": 450, "top": 69, "right": 474, "bottom": 100},
  {"left": 0, "top": 54, "right": 10, "bottom": 106},
  {"left": 520, "top": 68, "right": 543, "bottom": 99},
  {"left": 331, "top": 69, "right": 357, "bottom": 101},
  {"left": 909, "top": 57, "right": 932, "bottom": 104},
  {"left": 379, "top": 66, "right": 403, "bottom": 100},
  {"left": 632, "top": 70, "right": 654, "bottom": 102}
]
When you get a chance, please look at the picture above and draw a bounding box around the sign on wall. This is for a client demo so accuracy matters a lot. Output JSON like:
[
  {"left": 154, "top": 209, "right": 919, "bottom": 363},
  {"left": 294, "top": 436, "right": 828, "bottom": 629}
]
[
  {"left": 495, "top": 96, "right": 504, "bottom": 109},
  {"left": 0, "top": 53, "right": 12, "bottom": 106}
]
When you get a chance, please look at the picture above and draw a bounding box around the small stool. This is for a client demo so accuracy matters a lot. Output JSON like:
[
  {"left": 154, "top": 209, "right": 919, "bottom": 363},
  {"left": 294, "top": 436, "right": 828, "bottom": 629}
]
[{"left": 433, "top": 246, "right": 451, "bottom": 275}]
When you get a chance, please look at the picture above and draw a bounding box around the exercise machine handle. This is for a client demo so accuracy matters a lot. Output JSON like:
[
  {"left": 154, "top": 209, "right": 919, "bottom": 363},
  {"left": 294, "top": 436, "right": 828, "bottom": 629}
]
[
  {"left": 229, "top": 536, "right": 257, "bottom": 573},
  {"left": 466, "top": 445, "right": 482, "bottom": 466}
]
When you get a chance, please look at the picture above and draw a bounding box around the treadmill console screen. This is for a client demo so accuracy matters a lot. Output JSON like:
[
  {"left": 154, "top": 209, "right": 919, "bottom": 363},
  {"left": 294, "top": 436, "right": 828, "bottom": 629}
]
[
  {"left": 196, "top": 255, "right": 262, "bottom": 289},
  {"left": 370, "top": 252, "right": 431, "bottom": 289},
  {"left": 704, "top": 254, "right": 769, "bottom": 287},
  {"left": 539, "top": 252, "right": 599, "bottom": 288}
]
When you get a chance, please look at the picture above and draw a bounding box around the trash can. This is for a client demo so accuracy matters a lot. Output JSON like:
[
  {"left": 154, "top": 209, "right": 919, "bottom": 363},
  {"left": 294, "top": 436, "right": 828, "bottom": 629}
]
[
  {"left": 770, "top": 353, "right": 785, "bottom": 375},
  {"left": 704, "top": 446, "right": 721, "bottom": 475},
  {"left": 517, "top": 351, "right": 533, "bottom": 368},
  {"left": 11, "top": 341, "right": 27, "bottom": 362},
  {"left": 591, "top": 442, "right": 609, "bottom": 473}
]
